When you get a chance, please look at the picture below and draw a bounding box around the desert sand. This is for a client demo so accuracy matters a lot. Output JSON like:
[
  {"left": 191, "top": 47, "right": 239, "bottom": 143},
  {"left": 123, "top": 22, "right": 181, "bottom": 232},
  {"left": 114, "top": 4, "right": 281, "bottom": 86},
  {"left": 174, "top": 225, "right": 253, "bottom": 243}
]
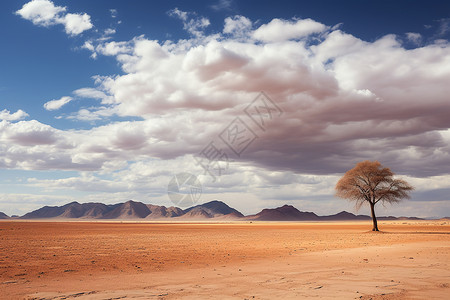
[{"left": 0, "top": 220, "right": 449, "bottom": 299}]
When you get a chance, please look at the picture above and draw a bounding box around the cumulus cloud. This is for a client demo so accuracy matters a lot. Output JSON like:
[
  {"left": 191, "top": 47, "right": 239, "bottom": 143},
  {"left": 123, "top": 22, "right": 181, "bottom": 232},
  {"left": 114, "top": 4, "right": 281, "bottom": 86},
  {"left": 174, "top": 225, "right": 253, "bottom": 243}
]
[
  {"left": 0, "top": 109, "right": 29, "bottom": 121},
  {"left": 1, "top": 119, "right": 58, "bottom": 146},
  {"left": 15, "top": 0, "right": 65, "bottom": 26},
  {"left": 0, "top": 119, "right": 103, "bottom": 170},
  {"left": 3, "top": 14, "right": 450, "bottom": 217},
  {"left": 61, "top": 12, "right": 93, "bottom": 36},
  {"left": 16, "top": 0, "right": 93, "bottom": 36},
  {"left": 43, "top": 96, "right": 73, "bottom": 110},
  {"left": 223, "top": 15, "right": 252, "bottom": 39},
  {"left": 253, "top": 18, "right": 327, "bottom": 42},
  {"left": 79, "top": 16, "right": 450, "bottom": 180},
  {"left": 6, "top": 15, "right": 450, "bottom": 179}
]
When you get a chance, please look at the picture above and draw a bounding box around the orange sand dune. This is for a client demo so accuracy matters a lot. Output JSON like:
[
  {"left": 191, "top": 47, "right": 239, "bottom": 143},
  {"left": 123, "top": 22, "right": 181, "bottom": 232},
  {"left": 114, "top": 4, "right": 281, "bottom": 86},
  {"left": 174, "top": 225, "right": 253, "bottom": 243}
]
[{"left": 0, "top": 220, "right": 449, "bottom": 299}]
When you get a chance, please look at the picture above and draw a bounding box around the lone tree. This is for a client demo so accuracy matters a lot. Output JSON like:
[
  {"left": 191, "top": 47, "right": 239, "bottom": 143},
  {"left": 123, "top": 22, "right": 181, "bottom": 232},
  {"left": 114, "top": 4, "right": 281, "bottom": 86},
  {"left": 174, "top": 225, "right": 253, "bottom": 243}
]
[{"left": 335, "top": 161, "right": 414, "bottom": 231}]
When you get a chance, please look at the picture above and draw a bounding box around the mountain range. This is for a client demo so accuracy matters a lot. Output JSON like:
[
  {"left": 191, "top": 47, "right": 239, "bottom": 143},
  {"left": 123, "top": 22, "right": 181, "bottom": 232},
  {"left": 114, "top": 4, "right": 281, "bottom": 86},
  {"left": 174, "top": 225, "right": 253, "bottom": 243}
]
[{"left": 0, "top": 200, "right": 432, "bottom": 221}]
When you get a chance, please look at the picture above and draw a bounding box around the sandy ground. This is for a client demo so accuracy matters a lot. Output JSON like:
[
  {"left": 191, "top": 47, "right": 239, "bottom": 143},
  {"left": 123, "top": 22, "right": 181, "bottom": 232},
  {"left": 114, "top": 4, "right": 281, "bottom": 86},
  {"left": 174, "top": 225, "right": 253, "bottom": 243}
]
[{"left": 0, "top": 221, "right": 449, "bottom": 299}]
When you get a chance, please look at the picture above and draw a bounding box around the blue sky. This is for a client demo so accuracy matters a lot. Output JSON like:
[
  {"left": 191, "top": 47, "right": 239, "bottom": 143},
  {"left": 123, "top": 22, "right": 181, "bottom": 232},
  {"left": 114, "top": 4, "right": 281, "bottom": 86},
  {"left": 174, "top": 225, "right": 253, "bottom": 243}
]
[
  {"left": 1, "top": 0, "right": 450, "bottom": 217},
  {"left": 2, "top": 0, "right": 449, "bottom": 129}
]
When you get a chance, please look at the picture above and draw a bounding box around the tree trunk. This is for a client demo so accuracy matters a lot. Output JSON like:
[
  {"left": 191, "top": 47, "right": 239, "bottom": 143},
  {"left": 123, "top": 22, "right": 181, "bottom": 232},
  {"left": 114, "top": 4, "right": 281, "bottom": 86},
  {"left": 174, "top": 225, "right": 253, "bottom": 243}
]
[{"left": 369, "top": 202, "right": 379, "bottom": 231}]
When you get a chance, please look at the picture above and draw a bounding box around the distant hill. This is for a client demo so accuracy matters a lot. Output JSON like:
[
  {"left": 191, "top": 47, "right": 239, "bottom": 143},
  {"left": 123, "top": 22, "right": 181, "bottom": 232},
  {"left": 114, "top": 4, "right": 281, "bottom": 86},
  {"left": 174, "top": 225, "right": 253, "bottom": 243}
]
[
  {"left": 0, "top": 211, "right": 9, "bottom": 219},
  {"left": 320, "top": 212, "right": 424, "bottom": 221},
  {"left": 176, "top": 200, "right": 244, "bottom": 220},
  {"left": 22, "top": 202, "right": 75, "bottom": 219},
  {"left": 16, "top": 200, "right": 425, "bottom": 221},
  {"left": 321, "top": 211, "right": 371, "bottom": 221},
  {"left": 80, "top": 203, "right": 111, "bottom": 218},
  {"left": 183, "top": 200, "right": 244, "bottom": 218},
  {"left": 103, "top": 200, "right": 151, "bottom": 219},
  {"left": 146, "top": 204, "right": 183, "bottom": 219},
  {"left": 19, "top": 200, "right": 243, "bottom": 220},
  {"left": 178, "top": 207, "right": 213, "bottom": 219},
  {"left": 22, "top": 201, "right": 111, "bottom": 219},
  {"left": 214, "top": 211, "right": 245, "bottom": 220},
  {"left": 245, "top": 205, "right": 319, "bottom": 221}
]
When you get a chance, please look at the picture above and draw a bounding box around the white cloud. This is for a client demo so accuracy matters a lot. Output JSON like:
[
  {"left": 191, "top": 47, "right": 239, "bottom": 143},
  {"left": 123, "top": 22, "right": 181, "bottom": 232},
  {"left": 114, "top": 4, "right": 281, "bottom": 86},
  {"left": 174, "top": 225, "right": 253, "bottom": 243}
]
[
  {"left": 7, "top": 15, "right": 450, "bottom": 180},
  {"left": 406, "top": 32, "right": 422, "bottom": 45},
  {"left": 95, "top": 40, "right": 134, "bottom": 56},
  {"left": 110, "top": 8, "right": 118, "bottom": 18},
  {"left": 16, "top": 0, "right": 93, "bottom": 36},
  {"left": 43, "top": 96, "right": 73, "bottom": 110},
  {"left": 210, "top": 0, "right": 232, "bottom": 11},
  {"left": 73, "top": 87, "right": 114, "bottom": 104},
  {"left": 82, "top": 37, "right": 140, "bottom": 60},
  {"left": 223, "top": 15, "right": 252, "bottom": 39},
  {"left": 82, "top": 41, "right": 95, "bottom": 52},
  {"left": 168, "top": 7, "right": 187, "bottom": 21},
  {"left": 83, "top": 17, "right": 450, "bottom": 180},
  {"left": 67, "top": 106, "right": 116, "bottom": 121},
  {"left": 61, "top": 13, "right": 93, "bottom": 36},
  {"left": 70, "top": 108, "right": 101, "bottom": 121},
  {"left": 104, "top": 28, "right": 116, "bottom": 35},
  {"left": 0, "top": 193, "right": 76, "bottom": 217},
  {"left": 438, "top": 18, "right": 450, "bottom": 36},
  {"left": 2, "top": 14, "right": 450, "bottom": 217},
  {"left": 253, "top": 18, "right": 327, "bottom": 42},
  {"left": 15, "top": 0, "right": 65, "bottom": 26},
  {"left": 168, "top": 8, "right": 210, "bottom": 37},
  {"left": 0, "top": 109, "right": 29, "bottom": 121},
  {"left": 311, "top": 30, "right": 365, "bottom": 64},
  {"left": 82, "top": 41, "right": 97, "bottom": 58},
  {"left": 1, "top": 119, "right": 58, "bottom": 145}
]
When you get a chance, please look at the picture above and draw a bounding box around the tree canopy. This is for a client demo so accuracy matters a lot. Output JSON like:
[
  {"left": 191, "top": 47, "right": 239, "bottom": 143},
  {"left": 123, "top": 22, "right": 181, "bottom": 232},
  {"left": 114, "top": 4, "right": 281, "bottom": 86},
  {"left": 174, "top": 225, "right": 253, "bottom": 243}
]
[{"left": 335, "top": 160, "right": 414, "bottom": 231}]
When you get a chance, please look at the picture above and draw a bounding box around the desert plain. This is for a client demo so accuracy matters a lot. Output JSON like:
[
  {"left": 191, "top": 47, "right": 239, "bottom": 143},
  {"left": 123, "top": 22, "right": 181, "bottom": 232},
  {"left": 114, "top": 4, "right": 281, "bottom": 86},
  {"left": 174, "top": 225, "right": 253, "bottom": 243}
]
[{"left": 0, "top": 220, "right": 449, "bottom": 299}]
